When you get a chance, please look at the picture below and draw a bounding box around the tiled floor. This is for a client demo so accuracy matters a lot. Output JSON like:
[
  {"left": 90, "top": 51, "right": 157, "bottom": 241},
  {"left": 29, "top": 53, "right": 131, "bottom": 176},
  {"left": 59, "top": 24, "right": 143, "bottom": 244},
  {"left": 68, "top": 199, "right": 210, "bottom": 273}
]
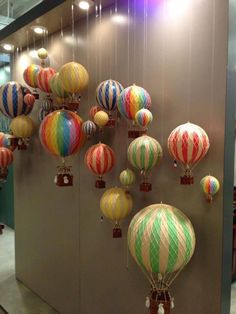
[{"left": 0, "top": 227, "right": 58, "bottom": 314}]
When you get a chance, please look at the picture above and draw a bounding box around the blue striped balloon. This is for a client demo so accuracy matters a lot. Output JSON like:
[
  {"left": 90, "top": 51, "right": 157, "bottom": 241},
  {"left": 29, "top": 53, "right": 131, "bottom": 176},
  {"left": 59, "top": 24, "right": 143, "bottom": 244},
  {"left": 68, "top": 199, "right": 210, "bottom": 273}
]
[
  {"left": 82, "top": 120, "right": 96, "bottom": 137},
  {"left": 0, "top": 82, "right": 32, "bottom": 118},
  {"left": 96, "top": 79, "right": 124, "bottom": 112}
]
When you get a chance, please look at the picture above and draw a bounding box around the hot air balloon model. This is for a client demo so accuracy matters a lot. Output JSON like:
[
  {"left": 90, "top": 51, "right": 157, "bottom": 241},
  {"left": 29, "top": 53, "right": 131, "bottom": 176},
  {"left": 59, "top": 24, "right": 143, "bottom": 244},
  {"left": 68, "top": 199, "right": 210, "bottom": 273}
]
[
  {"left": 100, "top": 187, "right": 133, "bottom": 238},
  {"left": 37, "top": 67, "right": 56, "bottom": 113},
  {"left": 5, "top": 134, "right": 18, "bottom": 151},
  {"left": 0, "top": 147, "right": 13, "bottom": 181},
  {"left": 10, "top": 115, "right": 35, "bottom": 150},
  {"left": 128, "top": 135, "right": 163, "bottom": 192},
  {"left": 23, "top": 64, "right": 42, "bottom": 99},
  {"left": 24, "top": 93, "right": 35, "bottom": 107},
  {"left": 59, "top": 62, "right": 89, "bottom": 110},
  {"left": 135, "top": 108, "right": 153, "bottom": 132},
  {"left": 200, "top": 175, "right": 220, "bottom": 202},
  {"left": 0, "top": 132, "right": 10, "bottom": 148},
  {"left": 117, "top": 84, "right": 151, "bottom": 138},
  {"left": 85, "top": 142, "right": 115, "bottom": 188},
  {"left": 168, "top": 122, "right": 210, "bottom": 185},
  {"left": 49, "top": 73, "right": 72, "bottom": 109},
  {"left": 0, "top": 82, "right": 32, "bottom": 118},
  {"left": 94, "top": 111, "right": 109, "bottom": 133},
  {"left": 39, "top": 110, "right": 85, "bottom": 186},
  {"left": 38, "top": 107, "right": 54, "bottom": 122},
  {"left": 82, "top": 120, "right": 97, "bottom": 139},
  {"left": 128, "top": 203, "right": 196, "bottom": 314},
  {"left": 119, "top": 168, "right": 135, "bottom": 190},
  {"left": 89, "top": 105, "right": 101, "bottom": 120},
  {"left": 37, "top": 48, "right": 48, "bottom": 66},
  {"left": 96, "top": 79, "right": 124, "bottom": 127}
]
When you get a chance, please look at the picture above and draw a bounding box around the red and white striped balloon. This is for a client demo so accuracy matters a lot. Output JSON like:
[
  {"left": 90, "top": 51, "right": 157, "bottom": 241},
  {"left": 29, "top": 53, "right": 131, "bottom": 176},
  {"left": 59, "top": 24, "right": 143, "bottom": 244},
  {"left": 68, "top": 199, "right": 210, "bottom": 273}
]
[
  {"left": 168, "top": 122, "right": 210, "bottom": 169},
  {"left": 37, "top": 67, "right": 56, "bottom": 93},
  {"left": 24, "top": 93, "right": 35, "bottom": 107},
  {"left": 85, "top": 143, "right": 115, "bottom": 176},
  {"left": 0, "top": 147, "right": 13, "bottom": 168}
]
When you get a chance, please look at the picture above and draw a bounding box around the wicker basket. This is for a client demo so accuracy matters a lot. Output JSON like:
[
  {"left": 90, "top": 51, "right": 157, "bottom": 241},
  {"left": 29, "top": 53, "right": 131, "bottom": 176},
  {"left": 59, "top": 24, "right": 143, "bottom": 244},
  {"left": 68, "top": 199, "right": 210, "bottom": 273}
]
[{"left": 149, "top": 290, "right": 171, "bottom": 314}]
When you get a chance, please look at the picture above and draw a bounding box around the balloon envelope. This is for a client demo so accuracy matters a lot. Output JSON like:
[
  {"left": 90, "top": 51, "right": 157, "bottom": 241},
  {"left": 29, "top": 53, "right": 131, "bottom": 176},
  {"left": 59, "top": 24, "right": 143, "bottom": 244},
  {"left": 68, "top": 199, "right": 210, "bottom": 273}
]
[
  {"left": 96, "top": 79, "right": 123, "bottom": 111},
  {"left": 10, "top": 115, "right": 35, "bottom": 138},
  {"left": 23, "top": 64, "right": 42, "bottom": 88}
]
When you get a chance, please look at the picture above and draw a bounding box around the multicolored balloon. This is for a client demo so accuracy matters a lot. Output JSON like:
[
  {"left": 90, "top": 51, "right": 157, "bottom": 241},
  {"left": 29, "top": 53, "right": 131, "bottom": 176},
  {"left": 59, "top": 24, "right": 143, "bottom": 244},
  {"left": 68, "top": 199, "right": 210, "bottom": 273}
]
[
  {"left": 0, "top": 147, "right": 13, "bottom": 181},
  {"left": 37, "top": 67, "right": 56, "bottom": 93},
  {"left": 89, "top": 105, "right": 101, "bottom": 120},
  {"left": 96, "top": 79, "right": 124, "bottom": 112},
  {"left": 24, "top": 94, "right": 35, "bottom": 107},
  {"left": 82, "top": 120, "right": 96, "bottom": 138},
  {"left": 10, "top": 115, "right": 35, "bottom": 139},
  {"left": 168, "top": 122, "right": 210, "bottom": 184},
  {"left": 0, "top": 132, "right": 9, "bottom": 148},
  {"left": 37, "top": 48, "right": 48, "bottom": 66},
  {"left": 0, "top": 82, "right": 32, "bottom": 118},
  {"left": 128, "top": 203, "right": 196, "bottom": 312},
  {"left": 200, "top": 175, "right": 220, "bottom": 202},
  {"left": 128, "top": 135, "right": 163, "bottom": 191},
  {"left": 59, "top": 62, "right": 89, "bottom": 94},
  {"left": 23, "top": 64, "right": 42, "bottom": 88},
  {"left": 94, "top": 111, "right": 109, "bottom": 128},
  {"left": 119, "top": 168, "right": 135, "bottom": 188},
  {"left": 117, "top": 84, "right": 151, "bottom": 120},
  {"left": 49, "top": 73, "right": 69, "bottom": 99},
  {"left": 85, "top": 142, "right": 115, "bottom": 188},
  {"left": 135, "top": 108, "right": 153, "bottom": 129},
  {"left": 100, "top": 187, "right": 133, "bottom": 238}
]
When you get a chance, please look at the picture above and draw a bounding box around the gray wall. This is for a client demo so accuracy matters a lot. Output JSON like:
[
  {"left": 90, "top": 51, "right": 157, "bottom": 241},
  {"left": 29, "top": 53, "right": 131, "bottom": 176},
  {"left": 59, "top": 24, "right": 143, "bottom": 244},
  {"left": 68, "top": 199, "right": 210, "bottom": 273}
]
[{"left": 13, "top": 1, "right": 229, "bottom": 313}]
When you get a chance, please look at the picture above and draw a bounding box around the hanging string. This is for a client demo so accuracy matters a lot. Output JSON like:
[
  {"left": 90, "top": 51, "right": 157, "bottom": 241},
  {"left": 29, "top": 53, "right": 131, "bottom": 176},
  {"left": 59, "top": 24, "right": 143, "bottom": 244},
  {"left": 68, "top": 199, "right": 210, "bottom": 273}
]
[
  {"left": 142, "top": 0, "right": 148, "bottom": 87},
  {"left": 86, "top": 9, "right": 90, "bottom": 110},
  {"left": 71, "top": 0, "right": 75, "bottom": 61},
  {"left": 114, "top": 0, "right": 118, "bottom": 79},
  {"left": 95, "top": 4, "right": 99, "bottom": 85},
  {"left": 186, "top": 0, "right": 193, "bottom": 121},
  {"left": 98, "top": 2, "right": 102, "bottom": 83},
  {"left": 133, "top": 0, "right": 137, "bottom": 84},
  {"left": 60, "top": 17, "right": 64, "bottom": 66}
]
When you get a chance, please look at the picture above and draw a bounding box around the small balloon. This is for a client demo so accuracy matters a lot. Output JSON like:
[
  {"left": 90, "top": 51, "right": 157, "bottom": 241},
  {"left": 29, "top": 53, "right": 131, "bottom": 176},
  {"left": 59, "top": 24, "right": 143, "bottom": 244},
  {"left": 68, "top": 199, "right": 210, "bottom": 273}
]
[
  {"left": 94, "top": 111, "right": 109, "bottom": 128},
  {"left": 24, "top": 94, "right": 35, "bottom": 107},
  {"left": 135, "top": 108, "right": 153, "bottom": 128}
]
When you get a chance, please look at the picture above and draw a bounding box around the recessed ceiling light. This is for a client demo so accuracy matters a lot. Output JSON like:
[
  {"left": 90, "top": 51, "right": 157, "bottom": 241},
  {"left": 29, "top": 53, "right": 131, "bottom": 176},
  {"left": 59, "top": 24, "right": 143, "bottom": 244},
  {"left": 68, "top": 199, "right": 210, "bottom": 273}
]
[
  {"left": 76, "top": 0, "right": 94, "bottom": 10},
  {"left": 31, "top": 25, "right": 47, "bottom": 35},
  {"left": 2, "top": 44, "right": 13, "bottom": 51}
]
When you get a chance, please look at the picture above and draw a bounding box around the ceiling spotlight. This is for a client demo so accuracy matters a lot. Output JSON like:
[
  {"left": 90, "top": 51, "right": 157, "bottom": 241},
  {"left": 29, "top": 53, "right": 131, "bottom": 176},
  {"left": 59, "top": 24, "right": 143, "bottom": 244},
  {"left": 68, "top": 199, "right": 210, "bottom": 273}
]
[
  {"left": 76, "top": 0, "right": 94, "bottom": 10},
  {"left": 2, "top": 44, "right": 13, "bottom": 51},
  {"left": 31, "top": 25, "right": 47, "bottom": 35}
]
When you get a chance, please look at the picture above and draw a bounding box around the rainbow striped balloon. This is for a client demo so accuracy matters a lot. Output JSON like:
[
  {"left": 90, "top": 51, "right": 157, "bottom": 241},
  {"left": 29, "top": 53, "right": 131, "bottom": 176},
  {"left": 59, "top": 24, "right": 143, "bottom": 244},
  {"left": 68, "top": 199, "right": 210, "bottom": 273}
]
[
  {"left": 85, "top": 143, "right": 115, "bottom": 176},
  {"left": 200, "top": 175, "right": 220, "bottom": 200},
  {"left": 59, "top": 62, "right": 89, "bottom": 94},
  {"left": 37, "top": 67, "right": 56, "bottom": 93},
  {"left": 128, "top": 135, "right": 163, "bottom": 172},
  {"left": 0, "top": 132, "right": 9, "bottom": 148},
  {"left": 23, "top": 64, "right": 42, "bottom": 88},
  {"left": 96, "top": 79, "right": 124, "bottom": 111},
  {"left": 128, "top": 203, "right": 196, "bottom": 278},
  {"left": 89, "top": 105, "right": 101, "bottom": 120},
  {"left": 100, "top": 187, "right": 133, "bottom": 222},
  {"left": 82, "top": 120, "right": 96, "bottom": 137},
  {"left": 39, "top": 110, "right": 85, "bottom": 157},
  {"left": 117, "top": 85, "right": 151, "bottom": 120},
  {"left": 119, "top": 168, "right": 135, "bottom": 187},
  {"left": 135, "top": 108, "right": 153, "bottom": 128},
  {"left": 49, "top": 73, "right": 69, "bottom": 99},
  {"left": 0, "top": 82, "right": 32, "bottom": 118},
  {"left": 0, "top": 147, "right": 13, "bottom": 168},
  {"left": 10, "top": 115, "right": 35, "bottom": 138},
  {"left": 24, "top": 94, "right": 35, "bottom": 107}
]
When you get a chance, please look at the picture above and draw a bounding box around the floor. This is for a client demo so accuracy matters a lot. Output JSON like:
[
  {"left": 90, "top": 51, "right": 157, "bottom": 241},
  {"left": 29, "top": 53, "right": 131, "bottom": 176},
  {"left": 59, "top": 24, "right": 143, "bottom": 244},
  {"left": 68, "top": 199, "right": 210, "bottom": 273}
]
[{"left": 0, "top": 227, "right": 58, "bottom": 314}]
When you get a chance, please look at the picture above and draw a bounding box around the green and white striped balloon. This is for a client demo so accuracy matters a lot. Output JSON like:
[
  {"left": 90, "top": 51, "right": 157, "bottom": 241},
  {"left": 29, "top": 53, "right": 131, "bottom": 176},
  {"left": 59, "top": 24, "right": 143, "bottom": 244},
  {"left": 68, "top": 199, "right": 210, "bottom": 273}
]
[
  {"left": 127, "top": 135, "right": 163, "bottom": 172},
  {"left": 128, "top": 203, "right": 195, "bottom": 277},
  {"left": 119, "top": 168, "right": 135, "bottom": 187}
]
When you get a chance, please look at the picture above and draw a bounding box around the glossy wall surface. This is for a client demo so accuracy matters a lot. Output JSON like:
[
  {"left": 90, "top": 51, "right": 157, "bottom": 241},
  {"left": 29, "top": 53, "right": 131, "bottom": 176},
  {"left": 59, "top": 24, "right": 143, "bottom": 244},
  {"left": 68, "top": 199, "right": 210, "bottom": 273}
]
[{"left": 13, "top": 1, "right": 229, "bottom": 313}]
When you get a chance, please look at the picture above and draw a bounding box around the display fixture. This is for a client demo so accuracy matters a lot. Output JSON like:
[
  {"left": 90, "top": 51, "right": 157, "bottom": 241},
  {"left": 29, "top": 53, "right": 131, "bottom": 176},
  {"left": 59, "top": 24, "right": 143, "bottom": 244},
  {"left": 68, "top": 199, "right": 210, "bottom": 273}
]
[{"left": 200, "top": 175, "right": 220, "bottom": 202}]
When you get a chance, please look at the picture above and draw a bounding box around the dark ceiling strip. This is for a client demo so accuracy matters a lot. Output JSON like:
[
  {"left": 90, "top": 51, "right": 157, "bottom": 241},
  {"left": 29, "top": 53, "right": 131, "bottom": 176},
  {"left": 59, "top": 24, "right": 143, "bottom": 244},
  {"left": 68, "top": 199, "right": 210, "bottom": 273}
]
[{"left": 0, "top": 0, "right": 65, "bottom": 42}]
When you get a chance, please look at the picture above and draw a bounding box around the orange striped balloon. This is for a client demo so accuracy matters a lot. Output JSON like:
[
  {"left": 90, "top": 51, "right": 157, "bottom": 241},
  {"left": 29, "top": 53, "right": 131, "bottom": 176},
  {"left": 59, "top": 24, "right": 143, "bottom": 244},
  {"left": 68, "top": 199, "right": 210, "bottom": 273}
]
[
  {"left": 24, "top": 94, "right": 35, "bottom": 107},
  {"left": 23, "top": 64, "right": 42, "bottom": 88},
  {"left": 0, "top": 147, "right": 13, "bottom": 168},
  {"left": 89, "top": 105, "right": 101, "bottom": 120},
  {"left": 37, "top": 67, "right": 56, "bottom": 93}
]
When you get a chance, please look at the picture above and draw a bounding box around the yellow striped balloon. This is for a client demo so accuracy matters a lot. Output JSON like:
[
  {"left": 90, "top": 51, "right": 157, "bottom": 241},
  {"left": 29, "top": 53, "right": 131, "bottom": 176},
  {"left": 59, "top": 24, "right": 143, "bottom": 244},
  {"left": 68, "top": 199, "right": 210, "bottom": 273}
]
[
  {"left": 100, "top": 187, "right": 133, "bottom": 223},
  {"left": 59, "top": 62, "right": 89, "bottom": 94},
  {"left": 37, "top": 48, "right": 48, "bottom": 60},
  {"left": 10, "top": 115, "right": 35, "bottom": 138},
  {"left": 94, "top": 111, "right": 109, "bottom": 128},
  {"left": 119, "top": 168, "right": 135, "bottom": 187}
]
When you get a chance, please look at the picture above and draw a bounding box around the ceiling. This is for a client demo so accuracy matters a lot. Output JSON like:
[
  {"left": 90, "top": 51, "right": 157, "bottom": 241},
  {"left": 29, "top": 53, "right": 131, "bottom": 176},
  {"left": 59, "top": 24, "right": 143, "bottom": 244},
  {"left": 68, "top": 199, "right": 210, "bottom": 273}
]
[{"left": 0, "top": 0, "right": 115, "bottom": 51}]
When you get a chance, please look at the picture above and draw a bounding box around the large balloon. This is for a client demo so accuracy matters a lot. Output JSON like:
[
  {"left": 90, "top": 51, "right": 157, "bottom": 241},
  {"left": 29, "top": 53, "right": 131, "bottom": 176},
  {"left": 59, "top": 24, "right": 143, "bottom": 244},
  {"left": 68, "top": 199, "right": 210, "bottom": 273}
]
[
  {"left": 168, "top": 122, "right": 210, "bottom": 184},
  {"left": 117, "top": 84, "right": 151, "bottom": 120},
  {"left": 0, "top": 82, "right": 32, "bottom": 118},
  {"left": 49, "top": 73, "right": 69, "bottom": 99},
  {"left": 10, "top": 115, "right": 35, "bottom": 138},
  {"left": 23, "top": 64, "right": 42, "bottom": 88},
  {"left": 96, "top": 79, "right": 123, "bottom": 112},
  {"left": 128, "top": 203, "right": 196, "bottom": 313},
  {"left": 37, "top": 67, "right": 56, "bottom": 93},
  {"left": 200, "top": 175, "right": 220, "bottom": 202},
  {"left": 59, "top": 62, "right": 89, "bottom": 94},
  {"left": 100, "top": 187, "right": 133, "bottom": 238}
]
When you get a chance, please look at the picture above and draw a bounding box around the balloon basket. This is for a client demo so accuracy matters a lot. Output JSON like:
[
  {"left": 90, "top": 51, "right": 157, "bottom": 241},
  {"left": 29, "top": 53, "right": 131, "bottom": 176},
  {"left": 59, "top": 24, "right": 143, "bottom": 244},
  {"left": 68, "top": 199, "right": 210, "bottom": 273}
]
[
  {"left": 95, "top": 179, "right": 106, "bottom": 188},
  {"left": 128, "top": 129, "right": 146, "bottom": 138},
  {"left": 206, "top": 194, "right": 213, "bottom": 203},
  {"left": 180, "top": 175, "right": 194, "bottom": 185},
  {"left": 67, "top": 102, "right": 80, "bottom": 112},
  {"left": 140, "top": 182, "right": 152, "bottom": 192},
  {"left": 0, "top": 223, "right": 4, "bottom": 235},
  {"left": 113, "top": 226, "right": 122, "bottom": 238},
  {"left": 0, "top": 168, "right": 8, "bottom": 182},
  {"left": 149, "top": 290, "right": 171, "bottom": 314},
  {"left": 55, "top": 165, "right": 73, "bottom": 187},
  {"left": 17, "top": 139, "right": 28, "bottom": 150},
  {"left": 106, "top": 118, "right": 116, "bottom": 128}
]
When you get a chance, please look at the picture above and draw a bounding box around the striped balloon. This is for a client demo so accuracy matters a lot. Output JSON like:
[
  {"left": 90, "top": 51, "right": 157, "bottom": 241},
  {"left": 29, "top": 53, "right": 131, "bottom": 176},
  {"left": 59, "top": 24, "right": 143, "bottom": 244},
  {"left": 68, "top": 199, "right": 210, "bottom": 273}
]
[
  {"left": 24, "top": 94, "right": 35, "bottom": 107},
  {"left": 89, "top": 105, "right": 101, "bottom": 120},
  {"left": 119, "top": 169, "right": 135, "bottom": 187},
  {"left": 85, "top": 143, "right": 115, "bottom": 176},
  {"left": 0, "top": 147, "right": 13, "bottom": 168},
  {"left": 59, "top": 62, "right": 89, "bottom": 94},
  {"left": 39, "top": 110, "right": 85, "bottom": 157},
  {"left": 23, "top": 64, "right": 42, "bottom": 88},
  {"left": 167, "top": 122, "right": 210, "bottom": 169},
  {"left": 128, "top": 203, "right": 196, "bottom": 278},
  {"left": 0, "top": 132, "right": 9, "bottom": 148},
  {"left": 82, "top": 120, "right": 96, "bottom": 137},
  {"left": 135, "top": 109, "right": 153, "bottom": 128},
  {"left": 38, "top": 107, "right": 53, "bottom": 122},
  {"left": 0, "top": 82, "right": 32, "bottom": 118},
  {"left": 49, "top": 73, "right": 69, "bottom": 99},
  {"left": 10, "top": 115, "right": 35, "bottom": 138},
  {"left": 200, "top": 175, "right": 220, "bottom": 200},
  {"left": 94, "top": 111, "right": 109, "bottom": 128},
  {"left": 96, "top": 79, "right": 124, "bottom": 111},
  {"left": 117, "top": 85, "right": 151, "bottom": 120},
  {"left": 100, "top": 187, "right": 133, "bottom": 222},
  {"left": 37, "top": 67, "right": 56, "bottom": 93},
  {"left": 128, "top": 135, "right": 163, "bottom": 172}
]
